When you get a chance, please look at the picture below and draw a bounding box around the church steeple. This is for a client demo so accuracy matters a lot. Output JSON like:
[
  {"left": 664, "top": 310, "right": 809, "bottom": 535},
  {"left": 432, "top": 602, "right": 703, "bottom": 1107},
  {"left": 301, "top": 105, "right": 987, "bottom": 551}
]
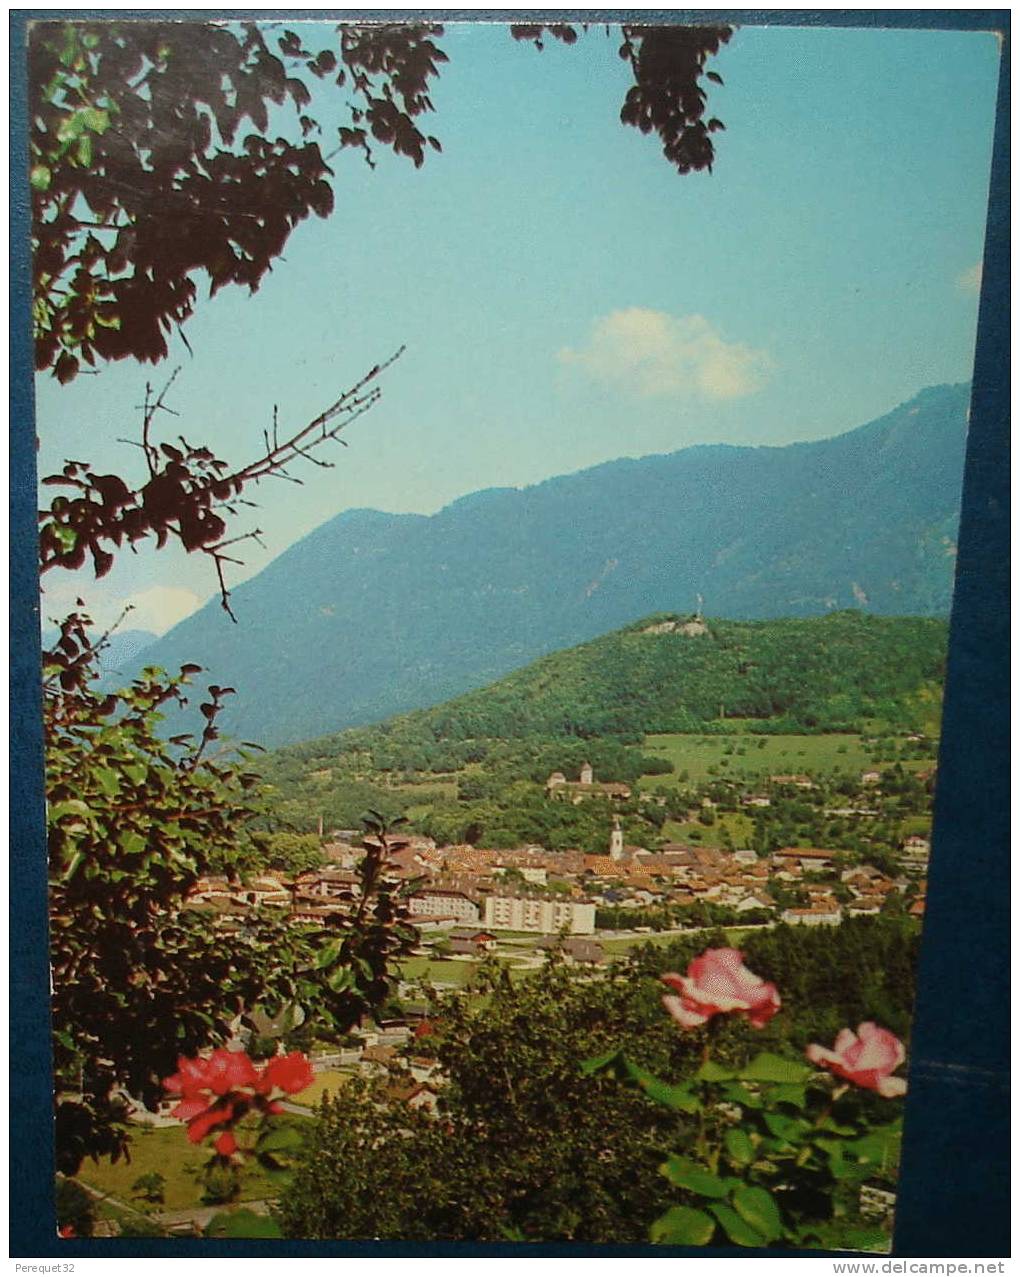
[{"left": 609, "top": 815, "right": 624, "bottom": 861}]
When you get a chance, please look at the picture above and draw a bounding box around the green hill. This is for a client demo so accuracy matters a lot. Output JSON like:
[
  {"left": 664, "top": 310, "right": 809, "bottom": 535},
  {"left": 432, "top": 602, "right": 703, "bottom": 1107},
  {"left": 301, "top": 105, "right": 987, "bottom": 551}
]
[{"left": 268, "top": 610, "right": 947, "bottom": 781}]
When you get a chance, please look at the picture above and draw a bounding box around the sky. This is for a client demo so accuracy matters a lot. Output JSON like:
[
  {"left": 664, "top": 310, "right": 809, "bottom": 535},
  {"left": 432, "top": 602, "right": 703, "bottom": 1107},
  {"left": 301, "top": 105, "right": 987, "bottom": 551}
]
[{"left": 33, "top": 21, "right": 1001, "bottom": 635}]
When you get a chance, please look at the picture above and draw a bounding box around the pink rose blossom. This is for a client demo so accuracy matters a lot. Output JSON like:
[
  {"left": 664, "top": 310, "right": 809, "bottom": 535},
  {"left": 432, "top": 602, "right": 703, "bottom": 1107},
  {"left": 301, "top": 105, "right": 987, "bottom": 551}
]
[
  {"left": 259, "top": 1051, "right": 315, "bottom": 1096},
  {"left": 805, "top": 1022, "right": 907, "bottom": 1097},
  {"left": 163, "top": 1046, "right": 314, "bottom": 1150},
  {"left": 661, "top": 947, "right": 781, "bottom": 1029}
]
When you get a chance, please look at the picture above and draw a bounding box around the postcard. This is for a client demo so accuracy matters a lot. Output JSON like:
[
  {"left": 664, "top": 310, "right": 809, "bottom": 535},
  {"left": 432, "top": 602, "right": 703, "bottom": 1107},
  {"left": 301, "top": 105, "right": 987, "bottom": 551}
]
[{"left": 13, "top": 12, "right": 1007, "bottom": 1255}]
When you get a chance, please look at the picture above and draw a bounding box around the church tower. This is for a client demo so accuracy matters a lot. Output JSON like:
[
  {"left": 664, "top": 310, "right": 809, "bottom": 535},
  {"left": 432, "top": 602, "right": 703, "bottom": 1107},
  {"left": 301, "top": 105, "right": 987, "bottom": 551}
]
[{"left": 609, "top": 816, "right": 625, "bottom": 861}]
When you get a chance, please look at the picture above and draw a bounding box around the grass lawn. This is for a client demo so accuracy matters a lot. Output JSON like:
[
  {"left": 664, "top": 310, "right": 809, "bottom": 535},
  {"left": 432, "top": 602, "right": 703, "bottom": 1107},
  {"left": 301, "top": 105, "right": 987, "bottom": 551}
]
[
  {"left": 290, "top": 1069, "right": 351, "bottom": 1110},
  {"left": 77, "top": 1119, "right": 308, "bottom": 1211},
  {"left": 399, "top": 956, "right": 476, "bottom": 986},
  {"left": 640, "top": 733, "right": 874, "bottom": 787}
]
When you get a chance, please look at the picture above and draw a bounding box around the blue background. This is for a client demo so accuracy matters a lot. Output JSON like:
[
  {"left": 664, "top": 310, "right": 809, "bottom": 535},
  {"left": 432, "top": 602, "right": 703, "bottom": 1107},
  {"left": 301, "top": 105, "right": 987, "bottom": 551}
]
[{"left": 9, "top": 8, "right": 1010, "bottom": 1258}]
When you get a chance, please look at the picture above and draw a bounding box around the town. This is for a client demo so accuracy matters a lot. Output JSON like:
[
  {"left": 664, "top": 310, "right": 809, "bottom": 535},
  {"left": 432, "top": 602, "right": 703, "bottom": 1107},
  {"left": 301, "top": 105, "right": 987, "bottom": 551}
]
[{"left": 189, "top": 757, "right": 931, "bottom": 961}]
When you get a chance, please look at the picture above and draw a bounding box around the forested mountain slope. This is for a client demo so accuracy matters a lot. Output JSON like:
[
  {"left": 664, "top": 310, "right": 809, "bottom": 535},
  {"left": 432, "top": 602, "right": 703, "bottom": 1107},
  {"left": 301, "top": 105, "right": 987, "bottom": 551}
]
[{"left": 132, "top": 383, "right": 967, "bottom": 745}]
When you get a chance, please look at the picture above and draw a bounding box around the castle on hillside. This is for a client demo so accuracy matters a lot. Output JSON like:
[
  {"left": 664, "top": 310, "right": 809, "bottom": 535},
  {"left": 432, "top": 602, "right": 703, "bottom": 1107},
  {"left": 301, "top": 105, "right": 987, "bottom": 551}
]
[{"left": 545, "top": 762, "right": 631, "bottom": 803}]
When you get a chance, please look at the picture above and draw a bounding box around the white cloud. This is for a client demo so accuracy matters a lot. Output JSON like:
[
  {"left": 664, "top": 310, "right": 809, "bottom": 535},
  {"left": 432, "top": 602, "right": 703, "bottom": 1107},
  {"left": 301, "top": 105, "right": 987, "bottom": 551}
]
[
  {"left": 957, "top": 262, "right": 983, "bottom": 294},
  {"left": 559, "top": 308, "right": 772, "bottom": 400},
  {"left": 121, "top": 585, "right": 202, "bottom": 635}
]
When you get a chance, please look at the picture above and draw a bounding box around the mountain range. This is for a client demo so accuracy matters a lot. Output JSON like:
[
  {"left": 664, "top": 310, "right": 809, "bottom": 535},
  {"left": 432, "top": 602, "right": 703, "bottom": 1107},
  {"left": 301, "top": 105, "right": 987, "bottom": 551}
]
[{"left": 126, "top": 382, "right": 969, "bottom": 746}]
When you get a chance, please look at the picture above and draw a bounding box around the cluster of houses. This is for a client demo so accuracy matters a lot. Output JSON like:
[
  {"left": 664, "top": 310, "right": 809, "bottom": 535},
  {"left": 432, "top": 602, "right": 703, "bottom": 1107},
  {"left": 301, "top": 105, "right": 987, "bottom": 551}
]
[
  {"left": 187, "top": 817, "right": 928, "bottom": 936},
  {"left": 186, "top": 756, "right": 931, "bottom": 939}
]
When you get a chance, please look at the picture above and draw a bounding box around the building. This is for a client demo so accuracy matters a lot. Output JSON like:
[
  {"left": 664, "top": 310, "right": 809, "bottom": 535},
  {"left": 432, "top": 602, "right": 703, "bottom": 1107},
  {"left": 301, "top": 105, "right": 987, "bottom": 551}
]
[
  {"left": 847, "top": 897, "right": 883, "bottom": 917},
  {"left": 734, "top": 893, "right": 774, "bottom": 914},
  {"left": 545, "top": 763, "right": 632, "bottom": 803},
  {"left": 773, "top": 847, "right": 837, "bottom": 874},
  {"left": 494, "top": 864, "right": 548, "bottom": 885},
  {"left": 900, "top": 836, "right": 931, "bottom": 869},
  {"left": 409, "top": 889, "right": 480, "bottom": 924},
  {"left": 241, "top": 876, "right": 291, "bottom": 906},
  {"left": 781, "top": 905, "right": 842, "bottom": 927},
  {"left": 859, "top": 1185, "right": 897, "bottom": 1222},
  {"left": 447, "top": 935, "right": 489, "bottom": 957},
  {"left": 582, "top": 855, "right": 628, "bottom": 878},
  {"left": 384, "top": 1080, "right": 439, "bottom": 1113},
  {"left": 482, "top": 894, "right": 595, "bottom": 935},
  {"left": 539, "top": 936, "right": 606, "bottom": 965},
  {"left": 448, "top": 927, "right": 497, "bottom": 950}
]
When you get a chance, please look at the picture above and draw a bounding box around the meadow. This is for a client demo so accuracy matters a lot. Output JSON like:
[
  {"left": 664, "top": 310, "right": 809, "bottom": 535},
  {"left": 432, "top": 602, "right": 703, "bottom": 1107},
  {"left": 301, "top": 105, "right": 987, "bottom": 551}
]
[
  {"left": 638, "top": 732, "right": 875, "bottom": 786},
  {"left": 76, "top": 1121, "right": 303, "bottom": 1212}
]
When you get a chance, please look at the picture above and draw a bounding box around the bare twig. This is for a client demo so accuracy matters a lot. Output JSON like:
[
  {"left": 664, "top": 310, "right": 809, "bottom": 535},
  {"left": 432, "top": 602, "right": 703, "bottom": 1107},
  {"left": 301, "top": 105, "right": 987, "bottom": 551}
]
[{"left": 39, "top": 348, "right": 405, "bottom": 621}]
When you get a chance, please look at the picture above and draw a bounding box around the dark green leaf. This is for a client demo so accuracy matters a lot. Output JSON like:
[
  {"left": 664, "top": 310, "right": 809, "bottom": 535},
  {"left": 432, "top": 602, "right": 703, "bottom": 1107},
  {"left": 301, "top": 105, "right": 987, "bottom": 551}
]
[
  {"left": 579, "top": 1047, "right": 622, "bottom": 1076},
  {"left": 650, "top": 1205, "right": 716, "bottom": 1246},
  {"left": 695, "top": 1059, "right": 734, "bottom": 1082},
  {"left": 732, "top": 1185, "right": 783, "bottom": 1242},
  {"left": 723, "top": 1127, "right": 755, "bottom": 1166},
  {"left": 763, "top": 1112, "right": 810, "bottom": 1143},
  {"left": 740, "top": 1052, "right": 811, "bottom": 1084},
  {"left": 624, "top": 1059, "right": 699, "bottom": 1112},
  {"left": 766, "top": 1082, "right": 807, "bottom": 1108},
  {"left": 660, "top": 1156, "right": 728, "bottom": 1198},
  {"left": 709, "top": 1201, "right": 766, "bottom": 1248},
  {"left": 721, "top": 1082, "right": 763, "bottom": 1109}
]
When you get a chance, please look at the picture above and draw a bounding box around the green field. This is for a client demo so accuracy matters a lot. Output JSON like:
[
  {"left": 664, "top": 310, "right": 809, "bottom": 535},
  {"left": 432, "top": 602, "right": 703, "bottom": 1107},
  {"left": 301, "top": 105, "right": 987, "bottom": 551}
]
[
  {"left": 399, "top": 956, "right": 477, "bottom": 986},
  {"left": 291, "top": 1069, "right": 352, "bottom": 1110},
  {"left": 640, "top": 733, "right": 876, "bottom": 787},
  {"left": 77, "top": 1120, "right": 305, "bottom": 1212},
  {"left": 660, "top": 811, "right": 755, "bottom": 849}
]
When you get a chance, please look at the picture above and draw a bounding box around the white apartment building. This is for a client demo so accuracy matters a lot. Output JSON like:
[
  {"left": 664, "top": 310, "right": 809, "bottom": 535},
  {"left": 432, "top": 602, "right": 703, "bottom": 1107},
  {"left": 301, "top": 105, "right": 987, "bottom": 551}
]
[
  {"left": 408, "top": 890, "right": 480, "bottom": 923},
  {"left": 482, "top": 894, "right": 595, "bottom": 935}
]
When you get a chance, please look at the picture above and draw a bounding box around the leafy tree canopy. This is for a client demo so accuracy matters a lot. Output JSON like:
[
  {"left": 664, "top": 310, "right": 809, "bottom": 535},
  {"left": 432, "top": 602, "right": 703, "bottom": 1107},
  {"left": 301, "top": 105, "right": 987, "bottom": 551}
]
[
  {"left": 45, "top": 612, "right": 420, "bottom": 1173},
  {"left": 29, "top": 19, "right": 730, "bottom": 380}
]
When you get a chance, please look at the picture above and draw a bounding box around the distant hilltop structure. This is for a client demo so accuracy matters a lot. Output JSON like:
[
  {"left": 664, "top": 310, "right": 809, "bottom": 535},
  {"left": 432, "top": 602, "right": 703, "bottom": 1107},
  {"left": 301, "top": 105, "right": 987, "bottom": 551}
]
[
  {"left": 639, "top": 600, "right": 709, "bottom": 637},
  {"left": 545, "top": 762, "right": 631, "bottom": 803}
]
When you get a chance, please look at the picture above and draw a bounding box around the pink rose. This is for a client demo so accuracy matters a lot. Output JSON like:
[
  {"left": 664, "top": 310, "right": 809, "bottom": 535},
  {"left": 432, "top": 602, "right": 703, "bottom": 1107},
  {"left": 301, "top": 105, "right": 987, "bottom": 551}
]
[
  {"left": 661, "top": 948, "right": 781, "bottom": 1029},
  {"left": 259, "top": 1051, "right": 315, "bottom": 1096},
  {"left": 162, "top": 1045, "right": 314, "bottom": 1149},
  {"left": 163, "top": 1047, "right": 257, "bottom": 1099},
  {"left": 805, "top": 1022, "right": 907, "bottom": 1097},
  {"left": 203, "top": 1047, "right": 259, "bottom": 1095},
  {"left": 183, "top": 1100, "right": 237, "bottom": 1144}
]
